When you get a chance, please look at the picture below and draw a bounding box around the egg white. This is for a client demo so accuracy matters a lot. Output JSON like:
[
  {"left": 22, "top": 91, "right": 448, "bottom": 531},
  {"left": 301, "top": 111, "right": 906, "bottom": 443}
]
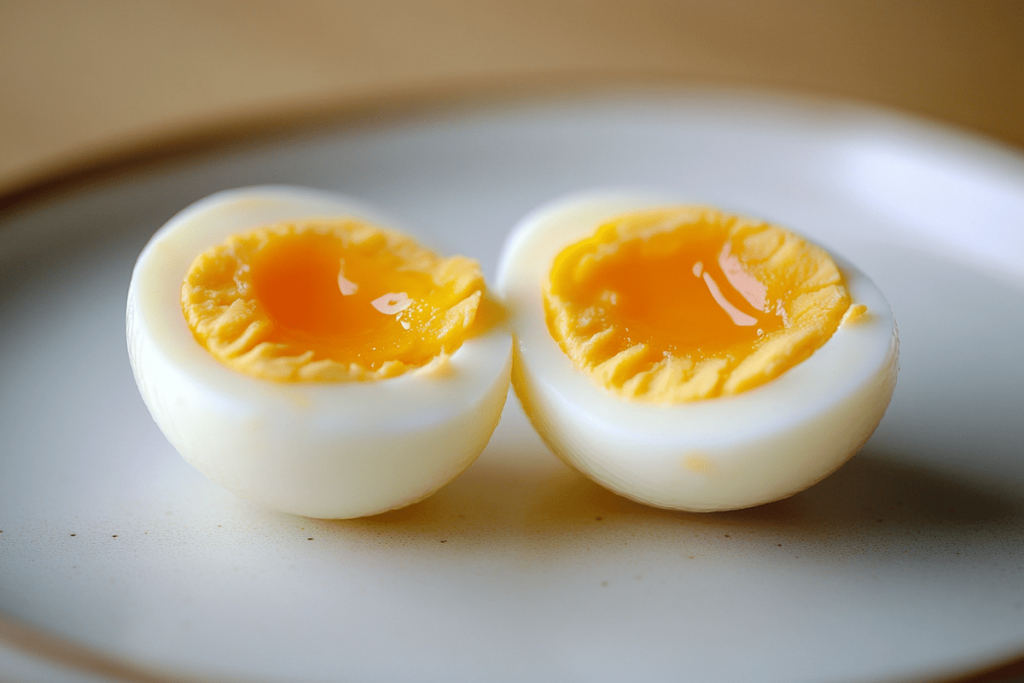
[
  {"left": 496, "top": 191, "right": 899, "bottom": 512},
  {"left": 127, "top": 186, "right": 512, "bottom": 519}
]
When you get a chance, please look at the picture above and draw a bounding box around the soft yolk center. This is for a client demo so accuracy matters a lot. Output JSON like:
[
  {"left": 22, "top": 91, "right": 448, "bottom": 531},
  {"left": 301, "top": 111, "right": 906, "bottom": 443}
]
[
  {"left": 248, "top": 230, "right": 434, "bottom": 367},
  {"left": 183, "top": 219, "right": 485, "bottom": 382},
  {"left": 562, "top": 232, "right": 785, "bottom": 360},
  {"left": 544, "top": 207, "right": 851, "bottom": 401}
]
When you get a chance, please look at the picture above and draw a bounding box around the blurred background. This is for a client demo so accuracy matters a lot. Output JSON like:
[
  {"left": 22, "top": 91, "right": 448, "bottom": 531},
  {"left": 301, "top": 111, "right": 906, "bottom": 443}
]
[
  {"left": 2, "top": 3, "right": 1024, "bottom": 682},
  {"left": 1, "top": 0, "right": 1022, "bottom": 204}
]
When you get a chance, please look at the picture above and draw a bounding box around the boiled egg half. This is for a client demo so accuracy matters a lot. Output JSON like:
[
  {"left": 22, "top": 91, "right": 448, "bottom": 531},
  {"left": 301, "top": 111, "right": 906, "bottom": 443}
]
[
  {"left": 497, "top": 191, "right": 898, "bottom": 512},
  {"left": 127, "top": 186, "right": 511, "bottom": 519}
]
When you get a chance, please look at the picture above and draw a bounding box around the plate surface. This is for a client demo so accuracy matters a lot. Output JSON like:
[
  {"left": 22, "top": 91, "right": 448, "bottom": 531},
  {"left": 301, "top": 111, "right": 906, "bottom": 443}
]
[{"left": 2, "top": 89, "right": 1024, "bottom": 683}]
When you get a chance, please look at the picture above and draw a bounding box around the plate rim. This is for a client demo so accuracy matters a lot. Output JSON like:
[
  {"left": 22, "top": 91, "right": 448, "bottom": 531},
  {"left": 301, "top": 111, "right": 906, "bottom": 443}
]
[
  {"left": 2, "top": 81, "right": 1024, "bottom": 683},
  {"left": 3, "top": 74, "right": 1023, "bottom": 222}
]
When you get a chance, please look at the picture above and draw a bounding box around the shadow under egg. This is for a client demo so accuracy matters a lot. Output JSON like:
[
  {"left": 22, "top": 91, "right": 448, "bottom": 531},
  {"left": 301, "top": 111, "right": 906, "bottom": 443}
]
[{"left": 294, "top": 434, "right": 1024, "bottom": 573}]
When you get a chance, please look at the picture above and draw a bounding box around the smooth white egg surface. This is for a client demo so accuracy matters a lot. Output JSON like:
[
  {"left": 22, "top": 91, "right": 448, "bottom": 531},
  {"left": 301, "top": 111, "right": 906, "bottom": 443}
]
[
  {"left": 127, "top": 186, "right": 512, "bottom": 519},
  {"left": 496, "top": 191, "right": 899, "bottom": 512}
]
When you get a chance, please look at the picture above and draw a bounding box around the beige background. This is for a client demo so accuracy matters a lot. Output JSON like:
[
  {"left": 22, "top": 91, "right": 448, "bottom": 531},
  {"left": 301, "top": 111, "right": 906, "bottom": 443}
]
[
  {"left": 1, "top": 0, "right": 1023, "bottom": 202},
  {"left": 1, "top": 3, "right": 1023, "bottom": 681}
]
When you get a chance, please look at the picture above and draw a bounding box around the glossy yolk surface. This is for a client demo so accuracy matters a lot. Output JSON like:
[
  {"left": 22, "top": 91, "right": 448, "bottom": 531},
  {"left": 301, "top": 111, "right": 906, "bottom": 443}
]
[
  {"left": 544, "top": 208, "right": 852, "bottom": 402},
  {"left": 558, "top": 229, "right": 786, "bottom": 361},
  {"left": 249, "top": 230, "right": 440, "bottom": 369},
  {"left": 182, "top": 220, "right": 484, "bottom": 382}
]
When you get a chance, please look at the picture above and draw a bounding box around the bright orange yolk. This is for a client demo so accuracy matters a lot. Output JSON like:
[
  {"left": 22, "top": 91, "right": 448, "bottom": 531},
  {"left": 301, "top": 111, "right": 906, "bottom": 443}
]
[
  {"left": 544, "top": 207, "right": 852, "bottom": 401},
  {"left": 181, "top": 219, "right": 484, "bottom": 382},
  {"left": 249, "top": 230, "right": 438, "bottom": 369},
  {"left": 557, "top": 230, "right": 785, "bottom": 362}
]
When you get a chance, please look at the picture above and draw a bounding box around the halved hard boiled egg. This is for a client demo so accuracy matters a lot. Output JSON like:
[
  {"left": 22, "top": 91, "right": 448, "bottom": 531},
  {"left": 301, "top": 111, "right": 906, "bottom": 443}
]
[
  {"left": 127, "top": 186, "right": 511, "bottom": 519},
  {"left": 497, "top": 191, "right": 898, "bottom": 512}
]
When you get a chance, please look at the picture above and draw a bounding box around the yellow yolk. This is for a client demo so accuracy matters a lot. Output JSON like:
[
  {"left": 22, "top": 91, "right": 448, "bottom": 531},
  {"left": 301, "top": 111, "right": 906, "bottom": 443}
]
[
  {"left": 545, "top": 207, "right": 853, "bottom": 402},
  {"left": 555, "top": 227, "right": 787, "bottom": 360},
  {"left": 249, "top": 230, "right": 447, "bottom": 369},
  {"left": 182, "top": 219, "right": 484, "bottom": 382}
]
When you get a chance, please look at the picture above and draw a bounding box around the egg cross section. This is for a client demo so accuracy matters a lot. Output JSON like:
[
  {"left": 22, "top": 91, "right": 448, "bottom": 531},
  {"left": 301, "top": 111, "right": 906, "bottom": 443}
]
[
  {"left": 182, "top": 219, "right": 484, "bottom": 382},
  {"left": 544, "top": 207, "right": 854, "bottom": 401}
]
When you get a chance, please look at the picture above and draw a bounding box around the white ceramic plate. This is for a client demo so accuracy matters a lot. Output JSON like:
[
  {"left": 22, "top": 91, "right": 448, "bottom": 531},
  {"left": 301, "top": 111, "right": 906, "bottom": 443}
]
[{"left": 1, "top": 89, "right": 1023, "bottom": 683}]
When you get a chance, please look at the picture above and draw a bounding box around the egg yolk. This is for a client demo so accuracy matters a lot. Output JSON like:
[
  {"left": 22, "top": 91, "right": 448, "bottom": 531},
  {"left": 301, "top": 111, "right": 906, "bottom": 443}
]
[
  {"left": 545, "top": 207, "right": 855, "bottom": 402},
  {"left": 182, "top": 219, "right": 484, "bottom": 382}
]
